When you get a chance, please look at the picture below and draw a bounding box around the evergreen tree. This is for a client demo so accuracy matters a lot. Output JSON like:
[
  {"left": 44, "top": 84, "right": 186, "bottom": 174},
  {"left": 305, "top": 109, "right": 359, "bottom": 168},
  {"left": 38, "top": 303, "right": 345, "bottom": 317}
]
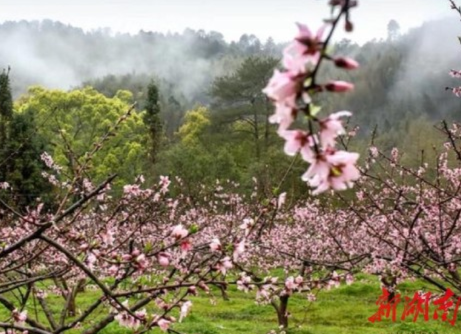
[
  {"left": 143, "top": 81, "right": 163, "bottom": 165},
  {"left": 0, "top": 70, "right": 53, "bottom": 208},
  {"left": 1, "top": 110, "right": 53, "bottom": 208},
  {"left": 0, "top": 67, "right": 13, "bottom": 151}
]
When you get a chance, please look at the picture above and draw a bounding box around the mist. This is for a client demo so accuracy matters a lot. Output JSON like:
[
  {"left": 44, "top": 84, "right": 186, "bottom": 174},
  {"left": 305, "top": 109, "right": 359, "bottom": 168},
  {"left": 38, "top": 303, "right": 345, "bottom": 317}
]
[
  {"left": 1, "top": 16, "right": 461, "bottom": 118},
  {"left": 391, "top": 17, "right": 461, "bottom": 113},
  {"left": 0, "top": 20, "right": 277, "bottom": 101}
]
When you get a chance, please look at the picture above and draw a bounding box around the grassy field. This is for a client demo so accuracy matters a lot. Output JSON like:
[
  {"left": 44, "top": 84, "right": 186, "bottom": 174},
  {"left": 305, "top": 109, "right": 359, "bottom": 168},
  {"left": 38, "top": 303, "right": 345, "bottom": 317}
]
[{"left": 2, "top": 273, "right": 461, "bottom": 334}]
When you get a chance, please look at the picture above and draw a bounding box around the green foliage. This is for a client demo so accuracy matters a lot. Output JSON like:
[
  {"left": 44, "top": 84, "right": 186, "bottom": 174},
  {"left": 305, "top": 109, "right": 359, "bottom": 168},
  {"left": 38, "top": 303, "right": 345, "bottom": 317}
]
[
  {"left": 0, "top": 69, "right": 13, "bottom": 119},
  {"left": 157, "top": 106, "right": 241, "bottom": 196},
  {"left": 16, "top": 86, "right": 149, "bottom": 189},
  {"left": 0, "top": 109, "right": 53, "bottom": 208},
  {"left": 0, "top": 71, "right": 52, "bottom": 208},
  {"left": 0, "top": 276, "right": 456, "bottom": 334}
]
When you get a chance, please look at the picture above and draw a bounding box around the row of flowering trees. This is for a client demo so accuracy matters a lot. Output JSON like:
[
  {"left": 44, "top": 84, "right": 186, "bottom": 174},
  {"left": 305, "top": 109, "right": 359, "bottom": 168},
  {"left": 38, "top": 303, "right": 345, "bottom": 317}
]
[
  {"left": 6, "top": 132, "right": 461, "bottom": 333},
  {"left": 0, "top": 162, "right": 358, "bottom": 333}
]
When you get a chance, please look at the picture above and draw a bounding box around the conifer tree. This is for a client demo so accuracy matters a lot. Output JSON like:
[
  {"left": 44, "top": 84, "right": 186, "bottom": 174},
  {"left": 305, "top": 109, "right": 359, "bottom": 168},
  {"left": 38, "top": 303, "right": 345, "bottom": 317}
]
[
  {"left": 0, "top": 67, "right": 13, "bottom": 150},
  {"left": 143, "top": 81, "right": 163, "bottom": 165}
]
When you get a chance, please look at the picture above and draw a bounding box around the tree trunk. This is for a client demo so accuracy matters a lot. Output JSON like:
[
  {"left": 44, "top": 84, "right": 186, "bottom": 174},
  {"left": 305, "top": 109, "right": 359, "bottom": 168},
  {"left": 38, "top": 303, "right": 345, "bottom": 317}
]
[
  {"left": 380, "top": 275, "right": 397, "bottom": 302},
  {"left": 271, "top": 295, "right": 290, "bottom": 328},
  {"left": 65, "top": 278, "right": 86, "bottom": 318}
]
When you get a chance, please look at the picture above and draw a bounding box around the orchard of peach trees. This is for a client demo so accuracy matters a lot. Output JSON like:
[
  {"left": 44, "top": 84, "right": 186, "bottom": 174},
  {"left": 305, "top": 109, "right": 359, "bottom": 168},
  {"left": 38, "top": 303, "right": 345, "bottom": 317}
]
[{"left": 3, "top": 1, "right": 461, "bottom": 333}]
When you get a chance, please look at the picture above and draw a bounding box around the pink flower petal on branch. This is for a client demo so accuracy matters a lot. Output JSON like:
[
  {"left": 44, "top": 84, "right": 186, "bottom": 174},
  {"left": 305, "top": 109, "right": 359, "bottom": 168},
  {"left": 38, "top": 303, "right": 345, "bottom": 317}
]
[
  {"left": 302, "top": 150, "right": 360, "bottom": 195},
  {"left": 263, "top": 70, "right": 299, "bottom": 102},
  {"left": 319, "top": 111, "right": 352, "bottom": 149}
]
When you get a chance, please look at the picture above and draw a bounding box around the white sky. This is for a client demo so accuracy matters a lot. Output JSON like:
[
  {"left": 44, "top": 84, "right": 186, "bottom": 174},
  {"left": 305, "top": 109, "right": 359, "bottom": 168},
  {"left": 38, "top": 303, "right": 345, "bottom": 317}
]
[{"left": 0, "top": 0, "right": 453, "bottom": 44}]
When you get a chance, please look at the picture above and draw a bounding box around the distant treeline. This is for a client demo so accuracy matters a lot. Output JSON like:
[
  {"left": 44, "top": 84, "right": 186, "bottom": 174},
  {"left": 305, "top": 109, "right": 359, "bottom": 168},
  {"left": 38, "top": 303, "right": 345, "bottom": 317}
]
[{"left": 0, "top": 18, "right": 460, "bottom": 207}]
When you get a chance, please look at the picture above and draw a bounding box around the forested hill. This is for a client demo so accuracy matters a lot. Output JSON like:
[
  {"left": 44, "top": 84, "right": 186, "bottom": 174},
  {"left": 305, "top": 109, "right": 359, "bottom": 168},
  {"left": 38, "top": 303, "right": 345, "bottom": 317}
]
[
  {"left": 0, "top": 17, "right": 460, "bottom": 202},
  {"left": 1, "top": 18, "right": 461, "bottom": 125},
  {"left": 0, "top": 19, "right": 283, "bottom": 101},
  {"left": 1, "top": 18, "right": 461, "bottom": 149},
  {"left": 321, "top": 17, "right": 461, "bottom": 138}
]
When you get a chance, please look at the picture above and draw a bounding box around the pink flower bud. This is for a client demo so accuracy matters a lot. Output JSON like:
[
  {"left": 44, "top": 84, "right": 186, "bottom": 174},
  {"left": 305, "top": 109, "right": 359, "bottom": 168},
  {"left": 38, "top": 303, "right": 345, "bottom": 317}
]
[
  {"left": 325, "top": 81, "right": 354, "bottom": 92},
  {"left": 334, "top": 57, "right": 359, "bottom": 70},
  {"left": 180, "top": 240, "right": 192, "bottom": 252},
  {"left": 157, "top": 252, "right": 170, "bottom": 267},
  {"left": 131, "top": 249, "right": 140, "bottom": 256},
  {"left": 171, "top": 224, "right": 188, "bottom": 239},
  {"left": 188, "top": 286, "right": 198, "bottom": 296}
]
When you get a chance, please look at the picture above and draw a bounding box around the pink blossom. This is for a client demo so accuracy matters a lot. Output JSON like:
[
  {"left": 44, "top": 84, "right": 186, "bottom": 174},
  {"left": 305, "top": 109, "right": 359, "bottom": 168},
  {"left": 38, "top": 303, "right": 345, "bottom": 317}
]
[
  {"left": 157, "top": 252, "right": 170, "bottom": 267},
  {"left": 123, "top": 184, "right": 141, "bottom": 197},
  {"left": 283, "top": 43, "right": 313, "bottom": 75},
  {"left": 40, "top": 152, "right": 62, "bottom": 172},
  {"left": 233, "top": 240, "right": 245, "bottom": 261},
  {"left": 12, "top": 309, "right": 27, "bottom": 326},
  {"left": 279, "top": 130, "right": 316, "bottom": 162},
  {"left": 115, "top": 302, "right": 142, "bottom": 329},
  {"left": 159, "top": 176, "right": 171, "bottom": 193},
  {"left": 157, "top": 318, "right": 171, "bottom": 332},
  {"left": 209, "top": 238, "right": 221, "bottom": 252},
  {"left": 216, "top": 256, "right": 233, "bottom": 274},
  {"left": 198, "top": 281, "right": 210, "bottom": 293},
  {"left": 135, "top": 254, "right": 148, "bottom": 271},
  {"left": 294, "top": 276, "right": 304, "bottom": 285},
  {"left": 307, "top": 293, "right": 316, "bottom": 302},
  {"left": 334, "top": 57, "right": 359, "bottom": 70},
  {"left": 188, "top": 286, "right": 198, "bottom": 296},
  {"left": 262, "top": 70, "right": 300, "bottom": 103},
  {"left": 391, "top": 147, "right": 399, "bottom": 162},
  {"left": 237, "top": 273, "right": 254, "bottom": 292},
  {"left": 269, "top": 102, "right": 297, "bottom": 132},
  {"left": 180, "top": 240, "right": 192, "bottom": 252},
  {"left": 319, "top": 111, "right": 352, "bottom": 149},
  {"left": 302, "top": 150, "right": 360, "bottom": 195},
  {"left": 325, "top": 80, "right": 354, "bottom": 92},
  {"left": 108, "top": 265, "right": 119, "bottom": 276},
  {"left": 369, "top": 146, "right": 379, "bottom": 158},
  {"left": 135, "top": 308, "right": 147, "bottom": 320},
  {"left": 295, "top": 23, "right": 325, "bottom": 55},
  {"left": 450, "top": 69, "right": 461, "bottom": 78},
  {"left": 452, "top": 87, "right": 461, "bottom": 97},
  {"left": 281, "top": 23, "right": 325, "bottom": 74},
  {"left": 114, "top": 312, "right": 133, "bottom": 328},
  {"left": 132, "top": 249, "right": 140, "bottom": 256},
  {"left": 285, "top": 276, "right": 297, "bottom": 290},
  {"left": 86, "top": 252, "right": 97, "bottom": 270},
  {"left": 171, "top": 224, "right": 188, "bottom": 239},
  {"left": 239, "top": 218, "right": 254, "bottom": 236}
]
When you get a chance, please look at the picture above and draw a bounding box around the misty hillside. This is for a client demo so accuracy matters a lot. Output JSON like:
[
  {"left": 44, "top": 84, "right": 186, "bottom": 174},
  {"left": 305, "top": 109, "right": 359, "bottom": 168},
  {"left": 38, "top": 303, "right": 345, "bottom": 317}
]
[
  {"left": 1, "top": 18, "right": 460, "bottom": 127},
  {"left": 0, "top": 20, "right": 282, "bottom": 102},
  {"left": 0, "top": 17, "right": 461, "bottom": 186}
]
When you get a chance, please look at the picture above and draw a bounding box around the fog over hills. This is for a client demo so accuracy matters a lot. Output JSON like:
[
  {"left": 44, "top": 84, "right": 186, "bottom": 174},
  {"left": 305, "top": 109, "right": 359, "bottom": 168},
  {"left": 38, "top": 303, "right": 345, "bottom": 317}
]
[{"left": 0, "top": 17, "right": 460, "bottom": 123}]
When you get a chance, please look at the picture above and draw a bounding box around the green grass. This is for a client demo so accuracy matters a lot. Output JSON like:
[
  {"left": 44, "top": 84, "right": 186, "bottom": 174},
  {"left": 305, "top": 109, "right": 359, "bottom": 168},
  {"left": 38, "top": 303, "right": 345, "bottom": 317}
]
[{"left": 3, "top": 275, "right": 461, "bottom": 334}]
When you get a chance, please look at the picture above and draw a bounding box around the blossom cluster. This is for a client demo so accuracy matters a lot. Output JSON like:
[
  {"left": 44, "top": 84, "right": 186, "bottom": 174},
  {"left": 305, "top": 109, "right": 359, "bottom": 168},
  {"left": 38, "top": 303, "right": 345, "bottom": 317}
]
[{"left": 263, "top": 5, "right": 360, "bottom": 195}]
